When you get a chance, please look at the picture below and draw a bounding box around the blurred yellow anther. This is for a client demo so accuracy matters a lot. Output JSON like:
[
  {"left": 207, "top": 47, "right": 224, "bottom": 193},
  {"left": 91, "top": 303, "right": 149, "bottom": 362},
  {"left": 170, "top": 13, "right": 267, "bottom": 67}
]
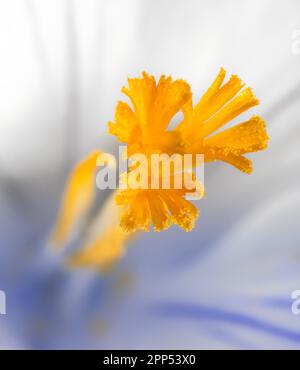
[
  {"left": 51, "top": 151, "right": 100, "bottom": 246},
  {"left": 66, "top": 193, "right": 132, "bottom": 270}
]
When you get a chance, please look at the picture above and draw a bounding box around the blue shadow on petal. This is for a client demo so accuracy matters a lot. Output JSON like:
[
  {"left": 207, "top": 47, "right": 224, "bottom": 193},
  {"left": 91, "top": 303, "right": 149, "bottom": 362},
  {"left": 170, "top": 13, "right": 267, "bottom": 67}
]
[
  {"left": 152, "top": 302, "right": 300, "bottom": 345},
  {"left": 264, "top": 297, "right": 292, "bottom": 310}
]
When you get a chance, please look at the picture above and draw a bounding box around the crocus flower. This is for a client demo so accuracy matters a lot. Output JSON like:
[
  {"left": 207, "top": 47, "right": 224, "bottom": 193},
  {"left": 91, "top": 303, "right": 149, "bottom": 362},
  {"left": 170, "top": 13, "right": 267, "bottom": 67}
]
[{"left": 0, "top": 0, "right": 299, "bottom": 350}]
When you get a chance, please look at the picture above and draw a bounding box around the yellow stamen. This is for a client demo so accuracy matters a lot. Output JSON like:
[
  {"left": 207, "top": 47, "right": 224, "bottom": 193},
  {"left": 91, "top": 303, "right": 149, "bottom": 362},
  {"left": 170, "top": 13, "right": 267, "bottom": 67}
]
[{"left": 51, "top": 151, "right": 100, "bottom": 246}]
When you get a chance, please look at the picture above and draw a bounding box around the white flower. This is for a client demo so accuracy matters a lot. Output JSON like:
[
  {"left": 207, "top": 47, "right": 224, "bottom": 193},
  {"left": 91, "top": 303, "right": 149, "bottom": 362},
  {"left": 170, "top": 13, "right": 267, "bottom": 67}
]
[{"left": 0, "top": 0, "right": 300, "bottom": 349}]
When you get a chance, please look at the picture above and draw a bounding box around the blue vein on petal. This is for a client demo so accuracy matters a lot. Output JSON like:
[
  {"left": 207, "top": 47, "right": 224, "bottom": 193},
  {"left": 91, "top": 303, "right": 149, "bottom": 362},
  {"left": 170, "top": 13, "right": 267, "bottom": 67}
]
[{"left": 152, "top": 302, "right": 300, "bottom": 344}]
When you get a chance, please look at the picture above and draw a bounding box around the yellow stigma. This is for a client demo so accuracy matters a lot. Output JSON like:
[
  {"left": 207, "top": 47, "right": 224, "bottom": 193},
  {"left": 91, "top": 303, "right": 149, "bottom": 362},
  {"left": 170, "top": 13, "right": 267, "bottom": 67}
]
[
  {"left": 109, "top": 69, "right": 268, "bottom": 232},
  {"left": 52, "top": 69, "right": 269, "bottom": 270}
]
